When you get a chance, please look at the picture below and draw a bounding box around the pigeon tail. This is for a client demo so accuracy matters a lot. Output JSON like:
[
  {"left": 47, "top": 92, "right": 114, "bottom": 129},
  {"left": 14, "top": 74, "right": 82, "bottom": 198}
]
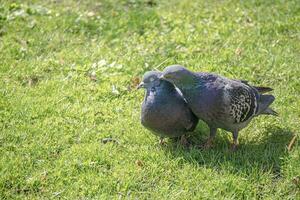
[
  {"left": 254, "top": 86, "right": 273, "bottom": 94},
  {"left": 257, "top": 94, "right": 276, "bottom": 116},
  {"left": 261, "top": 107, "right": 278, "bottom": 116}
]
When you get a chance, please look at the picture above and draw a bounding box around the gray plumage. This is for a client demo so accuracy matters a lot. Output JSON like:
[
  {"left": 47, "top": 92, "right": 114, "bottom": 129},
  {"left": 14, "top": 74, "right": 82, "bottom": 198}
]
[
  {"left": 138, "top": 71, "right": 198, "bottom": 139},
  {"left": 161, "top": 65, "right": 277, "bottom": 150}
]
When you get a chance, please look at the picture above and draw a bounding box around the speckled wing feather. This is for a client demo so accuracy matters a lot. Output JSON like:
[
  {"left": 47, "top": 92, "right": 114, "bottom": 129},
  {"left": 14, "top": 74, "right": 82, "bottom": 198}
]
[{"left": 224, "top": 83, "right": 258, "bottom": 123}]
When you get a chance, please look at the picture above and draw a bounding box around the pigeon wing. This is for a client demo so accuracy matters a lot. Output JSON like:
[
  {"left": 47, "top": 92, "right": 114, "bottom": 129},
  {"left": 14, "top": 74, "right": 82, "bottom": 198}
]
[{"left": 224, "top": 82, "right": 258, "bottom": 123}]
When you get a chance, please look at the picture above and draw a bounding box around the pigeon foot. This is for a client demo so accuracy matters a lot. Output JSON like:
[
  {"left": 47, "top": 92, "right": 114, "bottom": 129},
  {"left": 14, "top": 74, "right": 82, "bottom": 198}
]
[
  {"left": 201, "top": 138, "right": 214, "bottom": 149},
  {"left": 230, "top": 143, "right": 238, "bottom": 152},
  {"left": 179, "top": 135, "right": 190, "bottom": 147}
]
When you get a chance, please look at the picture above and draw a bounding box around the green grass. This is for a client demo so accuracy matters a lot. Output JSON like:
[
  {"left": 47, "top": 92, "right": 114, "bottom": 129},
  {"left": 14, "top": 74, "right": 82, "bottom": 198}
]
[{"left": 0, "top": 0, "right": 299, "bottom": 199}]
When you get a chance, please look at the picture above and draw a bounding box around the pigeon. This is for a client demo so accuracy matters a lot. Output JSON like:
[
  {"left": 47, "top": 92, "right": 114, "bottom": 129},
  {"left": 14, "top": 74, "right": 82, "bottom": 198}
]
[
  {"left": 137, "top": 71, "right": 198, "bottom": 145},
  {"left": 160, "top": 65, "right": 277, "bottom": 151}
]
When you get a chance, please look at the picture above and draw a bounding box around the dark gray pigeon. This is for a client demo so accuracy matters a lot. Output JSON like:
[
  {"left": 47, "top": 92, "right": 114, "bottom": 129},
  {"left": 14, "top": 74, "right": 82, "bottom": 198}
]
[
  {"left": 137, "top": 71, "right": 198, "bottom": 145},
  {"left": 161, "top": 65, "right": 277, "bottom": 151}
]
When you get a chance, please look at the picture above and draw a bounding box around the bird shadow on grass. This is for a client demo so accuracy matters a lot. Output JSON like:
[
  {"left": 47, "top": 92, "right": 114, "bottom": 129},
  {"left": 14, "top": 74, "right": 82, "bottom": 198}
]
[{"left": 163, "top": 125, "right": 294, "bottom": 177}]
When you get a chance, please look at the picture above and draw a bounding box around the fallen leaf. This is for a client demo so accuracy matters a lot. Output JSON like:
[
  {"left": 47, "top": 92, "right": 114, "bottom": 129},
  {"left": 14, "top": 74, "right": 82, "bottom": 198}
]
[
  {"left": 135, "top": 160, "right": 143, "bottom": 167},
  {"left": 235, "top": 48, "right": 242, "bottom": 56},
  {"left": 129, "top": 76, "right": 141, "bottom": 91}
]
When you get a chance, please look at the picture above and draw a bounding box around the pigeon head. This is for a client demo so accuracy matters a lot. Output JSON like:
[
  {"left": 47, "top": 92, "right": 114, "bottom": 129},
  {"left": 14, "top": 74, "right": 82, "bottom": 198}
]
[
  {"left": 137, "top": 71, "right": 162, "bottom": 90},
  {"left": 160, "top": 65, "right": 196, "bottom": 88}
]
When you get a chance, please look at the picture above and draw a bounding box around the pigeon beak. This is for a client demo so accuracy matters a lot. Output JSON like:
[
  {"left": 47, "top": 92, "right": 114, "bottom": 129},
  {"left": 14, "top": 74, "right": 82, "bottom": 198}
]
[{"left": 136, "top": 82, "right": 145, "bottom": 90}]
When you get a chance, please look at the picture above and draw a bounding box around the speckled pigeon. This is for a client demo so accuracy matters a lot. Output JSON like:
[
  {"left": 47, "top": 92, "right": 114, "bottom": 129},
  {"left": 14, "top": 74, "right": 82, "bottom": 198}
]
[
  {"left": 160, "top": 65, "right": 277, "bottom": 151},
  {"left": 137, "top": 71, "right": 198, "bottom": 145}
]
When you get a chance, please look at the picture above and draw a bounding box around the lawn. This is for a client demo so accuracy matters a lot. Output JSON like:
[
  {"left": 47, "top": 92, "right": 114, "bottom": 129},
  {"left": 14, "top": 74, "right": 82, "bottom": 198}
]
[{"left": 0, "top": 0, "right": 299, "bottom": 199}]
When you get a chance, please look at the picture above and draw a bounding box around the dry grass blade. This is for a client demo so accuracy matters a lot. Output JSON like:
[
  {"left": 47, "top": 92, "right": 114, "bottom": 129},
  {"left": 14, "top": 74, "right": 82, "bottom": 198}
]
[{"left": 287, "top": 135, "right": 297, "bottom": 151}]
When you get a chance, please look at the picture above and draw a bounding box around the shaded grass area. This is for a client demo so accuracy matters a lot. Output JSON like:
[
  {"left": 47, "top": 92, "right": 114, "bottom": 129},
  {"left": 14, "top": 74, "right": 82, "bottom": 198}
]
[{"left": 0, "top": 0, "right": 299, "bottom": 199}]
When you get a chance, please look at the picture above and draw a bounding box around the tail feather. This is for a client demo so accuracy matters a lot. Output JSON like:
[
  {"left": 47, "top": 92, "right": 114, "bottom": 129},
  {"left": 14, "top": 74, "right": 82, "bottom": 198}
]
[
  {"left": 238, "top": 80, "right": 276, "bottom": 116},
  {"left": 261, "top": 107, "right": 278, "bottom": 116},
  {"left": 257, "top": 94, "right": 276, "bottom": 115},
  {"left": 254, "top": 86, "right": 273, "bottom": 94}
]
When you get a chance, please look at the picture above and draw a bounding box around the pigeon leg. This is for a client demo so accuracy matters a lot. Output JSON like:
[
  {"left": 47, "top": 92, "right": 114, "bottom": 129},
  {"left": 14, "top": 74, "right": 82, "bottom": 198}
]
[
  {"left": 230, "top": 131, "right": 239, "bottom": 152},
  {"left": 179, "top": 134, "right": 189, "bottom": 147},
  {"left": 202, "top": 127, "right": 217, "bottom": 149}
]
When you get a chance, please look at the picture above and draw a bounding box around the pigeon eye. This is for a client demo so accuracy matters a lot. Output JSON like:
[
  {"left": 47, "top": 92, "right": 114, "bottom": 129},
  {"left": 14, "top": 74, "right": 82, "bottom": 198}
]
[{"left": 149, "top": 77, "right": 154, "bottom": 82}]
